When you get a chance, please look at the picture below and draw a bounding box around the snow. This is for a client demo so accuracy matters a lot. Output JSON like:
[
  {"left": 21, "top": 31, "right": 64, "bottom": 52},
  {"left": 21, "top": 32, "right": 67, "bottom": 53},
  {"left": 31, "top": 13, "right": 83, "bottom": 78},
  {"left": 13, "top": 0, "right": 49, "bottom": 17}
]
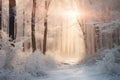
[
  {"left": 1, "top": 0, "right": 120, "bottom": 79},
  {"left": 0, "top": 44, "right": 120, "bottom": 80},
  {"left": 0, "top": 32, "right": 57, "bottom": 80},
  {"left": 0, "top": 32, "right": 120, "bottom": 80},
  {"left": 37, "top": 47, "right": 120, "bottom": 80},
  {"left": 38, "top": 66, "right": 119, "bottom": 80},
  {"left": 25, "top": 50, "right": 56, "bottom": 77}
]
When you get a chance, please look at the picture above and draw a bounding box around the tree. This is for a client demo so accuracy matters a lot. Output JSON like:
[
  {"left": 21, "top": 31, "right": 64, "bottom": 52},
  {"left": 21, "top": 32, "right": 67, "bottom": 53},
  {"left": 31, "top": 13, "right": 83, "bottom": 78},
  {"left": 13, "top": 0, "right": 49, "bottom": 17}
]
[
  {"left": 23, "top": 11, "right": 25, "bottom": 51},
  {"left": 22, "top": 0, "right": 25, "bottom": 51},
  {"left": 31, "top": 0, "right": 36, "bottom": 52},
  {"left": 0, "top": 0, "right": 2, "bottom": 31},
  {"left": 0, "top": 0, "right": 2, "bottom": 49},
  {"left": 9, "top": 0, "right": 16, "bottom": 40},
  {"left": 43, "top": 0, "right": 51, "bottom": 54}
]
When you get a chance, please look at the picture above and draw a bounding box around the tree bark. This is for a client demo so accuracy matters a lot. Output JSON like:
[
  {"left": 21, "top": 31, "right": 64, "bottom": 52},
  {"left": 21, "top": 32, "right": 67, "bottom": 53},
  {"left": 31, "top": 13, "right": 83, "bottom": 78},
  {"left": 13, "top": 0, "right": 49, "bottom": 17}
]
[
  {"left": 43, "top": 0, "right": 51, "bottom": 54},
  {"left": 23, "top": 11, "right": 25, "bottom": 51},
  {"left": 31, "top": 0, "right": 36, "bottom": 52},
  {"left": 0, "top": 0, "right": 2, "bottom": 40},
  {"left": 0, "top": 0, "right": 2, "bottom": 31},
  {"left": 9, "top": 0, "right": 16, "bottom": 40}
]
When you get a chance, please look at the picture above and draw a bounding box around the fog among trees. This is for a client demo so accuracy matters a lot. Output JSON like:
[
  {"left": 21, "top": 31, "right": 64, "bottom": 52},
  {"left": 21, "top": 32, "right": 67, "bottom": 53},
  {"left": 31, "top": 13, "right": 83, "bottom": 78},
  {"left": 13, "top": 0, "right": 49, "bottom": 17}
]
[{"left": 0, "top": 0, "right": 120, "bottom": 80}]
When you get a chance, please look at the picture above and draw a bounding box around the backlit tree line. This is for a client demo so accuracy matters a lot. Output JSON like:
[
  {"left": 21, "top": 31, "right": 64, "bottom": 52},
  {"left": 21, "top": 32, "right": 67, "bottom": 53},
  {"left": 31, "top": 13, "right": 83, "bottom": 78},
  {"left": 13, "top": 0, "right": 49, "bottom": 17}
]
[
  {"left": 0, "top": 0, "right": 120, "bottom": 55},
  {"left": 0, "top": 0, "right": 52, "bottom": 54}
]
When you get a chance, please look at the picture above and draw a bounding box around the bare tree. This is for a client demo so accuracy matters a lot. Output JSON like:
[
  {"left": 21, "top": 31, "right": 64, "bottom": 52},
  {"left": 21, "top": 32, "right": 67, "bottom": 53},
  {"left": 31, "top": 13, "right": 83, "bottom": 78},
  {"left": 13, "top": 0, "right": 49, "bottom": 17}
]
[
  {"left": 31, "top": 0, "right": 36, "bottom": 52},
  {"left": 0, "top": 0, "right": 2, "bottom": 49},
  {"left": 9, "top": 0, "right": 16, "bottom": 40},
  {"left": 0, "top": 0, "right": 2, "bottom": 31},
  {"left": 22, "top": 0, "right": 25, "bottom": 51},
  {"left": 23, "top": 11, "right": 25, "bottom": 51},
  {"left": 43, "top": 0, "right": 51, "bottom": 54}
]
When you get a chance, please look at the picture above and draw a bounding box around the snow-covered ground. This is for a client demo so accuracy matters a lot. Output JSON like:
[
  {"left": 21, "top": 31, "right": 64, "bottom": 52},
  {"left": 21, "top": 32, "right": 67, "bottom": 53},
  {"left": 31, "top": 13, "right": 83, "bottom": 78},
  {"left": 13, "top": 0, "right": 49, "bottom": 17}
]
[
  {"left": 37, "top": 64, "right": 120, "bottom": 80},
  {"left": 36, "top": 48, "right": 120, "bottom": 80},
  {"left": 0, "top": 31, "right": 120, "bottom": 80},
  {"left": 1, "top": 47, "right": 120, "bottom": 80},
  {"left": 0, "top": 63, "right": 120, "bottom": 80}
]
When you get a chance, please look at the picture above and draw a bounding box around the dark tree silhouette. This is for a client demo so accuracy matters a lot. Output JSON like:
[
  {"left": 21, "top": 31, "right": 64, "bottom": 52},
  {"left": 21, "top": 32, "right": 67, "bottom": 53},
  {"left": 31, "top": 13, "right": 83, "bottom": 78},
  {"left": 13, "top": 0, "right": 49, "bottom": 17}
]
[
  {"left": 9, "top": 0, "right": 16, "bottom": 40},
  {"left": 23, "top": 11, "right": 25, "bottom": 51},
  {"left": 43, "top": 0, "right": 51, "bottom": 54},
  {"left": 0, "top": 0, "right": 2, "bottom": 31},
  {"left": 31, "top": 0, "right": 36, "bottom": 52},
  {"left": 0, "top": 0, "right": 2, "bottom": 41}
]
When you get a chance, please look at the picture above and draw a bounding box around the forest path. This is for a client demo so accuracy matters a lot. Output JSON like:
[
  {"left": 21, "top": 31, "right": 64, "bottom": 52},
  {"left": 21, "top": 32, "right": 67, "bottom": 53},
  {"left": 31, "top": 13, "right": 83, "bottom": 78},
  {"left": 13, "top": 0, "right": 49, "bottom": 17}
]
[{"left": 37, "top": 64, "right": 114, "bottom": 80}]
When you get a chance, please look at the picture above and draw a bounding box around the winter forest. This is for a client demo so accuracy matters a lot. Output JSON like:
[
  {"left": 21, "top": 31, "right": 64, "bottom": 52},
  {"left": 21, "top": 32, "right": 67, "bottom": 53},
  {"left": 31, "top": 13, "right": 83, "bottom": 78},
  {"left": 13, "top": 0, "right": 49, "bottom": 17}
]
[{"left": 0, "top": 0, "right": 120, "bottom": 80}]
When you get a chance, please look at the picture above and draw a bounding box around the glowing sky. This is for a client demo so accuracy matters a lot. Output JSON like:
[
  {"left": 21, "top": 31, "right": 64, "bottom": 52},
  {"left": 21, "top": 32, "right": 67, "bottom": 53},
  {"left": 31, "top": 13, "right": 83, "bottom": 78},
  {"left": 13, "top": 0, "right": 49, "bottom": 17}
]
[{"left": 48, "top": 0, "right": 86, "bottom": 63}]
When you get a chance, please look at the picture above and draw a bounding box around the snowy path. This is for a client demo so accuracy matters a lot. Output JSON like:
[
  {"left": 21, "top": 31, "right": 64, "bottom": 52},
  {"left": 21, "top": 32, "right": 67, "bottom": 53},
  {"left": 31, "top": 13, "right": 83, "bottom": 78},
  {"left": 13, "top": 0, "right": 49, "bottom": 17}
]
[{"left": 36, "top": 65, "right": 120, "bottom": 80}]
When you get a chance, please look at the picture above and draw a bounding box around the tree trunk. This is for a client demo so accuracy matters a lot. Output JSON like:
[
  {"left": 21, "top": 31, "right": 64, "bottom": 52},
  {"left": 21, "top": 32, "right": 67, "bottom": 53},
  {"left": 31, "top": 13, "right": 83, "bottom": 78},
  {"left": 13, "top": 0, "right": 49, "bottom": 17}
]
[
  {"left": 9, "top": 0, "right": 16, "bottom": 40},
  {"left": 0, "top": 0, "right": 2, "bottom": 31},
  {"left": 23, "top": 11, "right": 25, "bottom": 51},
  {"left": 0, "top": 0, "right": 2, "bottom": 49},
  {"left": 31, "top": 0, "right": 36, "bottom": 52},
  {"left": 43, "top": 0, "right": 51, "bottom": 54},
  {"left": 77, "top": 19, "right": 87, "bottom": 53}
]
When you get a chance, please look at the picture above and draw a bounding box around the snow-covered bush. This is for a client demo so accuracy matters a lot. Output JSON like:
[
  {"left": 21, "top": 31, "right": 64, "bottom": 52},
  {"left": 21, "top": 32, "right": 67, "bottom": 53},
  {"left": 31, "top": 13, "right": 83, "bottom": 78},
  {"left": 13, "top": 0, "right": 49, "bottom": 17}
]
[
  {"left": 25, "top": 50, "right": 56, "bottom": 77},
  {"left": 95, "top": 47, "right": 120, "bottom": 75},
  {"left": 81, "top": 46, "right": 120, "bottom": 75},
  {"left": 0, "top": 31, "right": 15, "bottom": 69},
  {"left": 0, "top": 31, "right": 25, "bottom": 69},
  {"left": 0, "top": 31, "right": 57, "bottom": 80}
]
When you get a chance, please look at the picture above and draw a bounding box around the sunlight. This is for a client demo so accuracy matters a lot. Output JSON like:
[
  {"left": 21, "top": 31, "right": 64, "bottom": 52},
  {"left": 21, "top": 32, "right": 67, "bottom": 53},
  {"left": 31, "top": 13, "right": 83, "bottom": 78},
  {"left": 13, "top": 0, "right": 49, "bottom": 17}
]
[
  {"left": 65, "top": 10, "right": 80, "bottom": 18},
  {"left": 64, "top": 9, "right": 86, "bottom": 21},
  {"left": 51, "top": 14, "right": 86, "bottom": 64},
  {"left": 47, "top": 0, "right": 86, "bottom": 64}
]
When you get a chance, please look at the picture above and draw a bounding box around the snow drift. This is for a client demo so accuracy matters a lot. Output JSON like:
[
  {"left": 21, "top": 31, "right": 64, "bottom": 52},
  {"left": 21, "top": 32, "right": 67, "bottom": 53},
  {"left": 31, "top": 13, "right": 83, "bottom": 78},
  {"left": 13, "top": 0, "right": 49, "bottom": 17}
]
[
  {"left": 81, "top": 46, "right": 120, "bottom": 76},
  {"left": 0, "top": 31, "right": 57, "bottom": 80},
  {"left": 95, "top": 47, "right": 120, "bottom": 75}
]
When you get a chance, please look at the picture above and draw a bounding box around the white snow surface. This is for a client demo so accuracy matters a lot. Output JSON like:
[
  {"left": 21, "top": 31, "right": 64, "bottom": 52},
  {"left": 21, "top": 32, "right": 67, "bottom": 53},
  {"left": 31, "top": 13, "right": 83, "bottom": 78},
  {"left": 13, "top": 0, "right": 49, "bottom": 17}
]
[
  {"left": 0, "top": 32, "right": 120, "bottom": 80},
  {"left": 36, "top": 46, "right": 120, "bottom": 80},
  {"left": 0, "top": 46, "right": 120, "bottom": 80},
  {"left": 37, "top": 65, "right": 120, "bottom": 80}
]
